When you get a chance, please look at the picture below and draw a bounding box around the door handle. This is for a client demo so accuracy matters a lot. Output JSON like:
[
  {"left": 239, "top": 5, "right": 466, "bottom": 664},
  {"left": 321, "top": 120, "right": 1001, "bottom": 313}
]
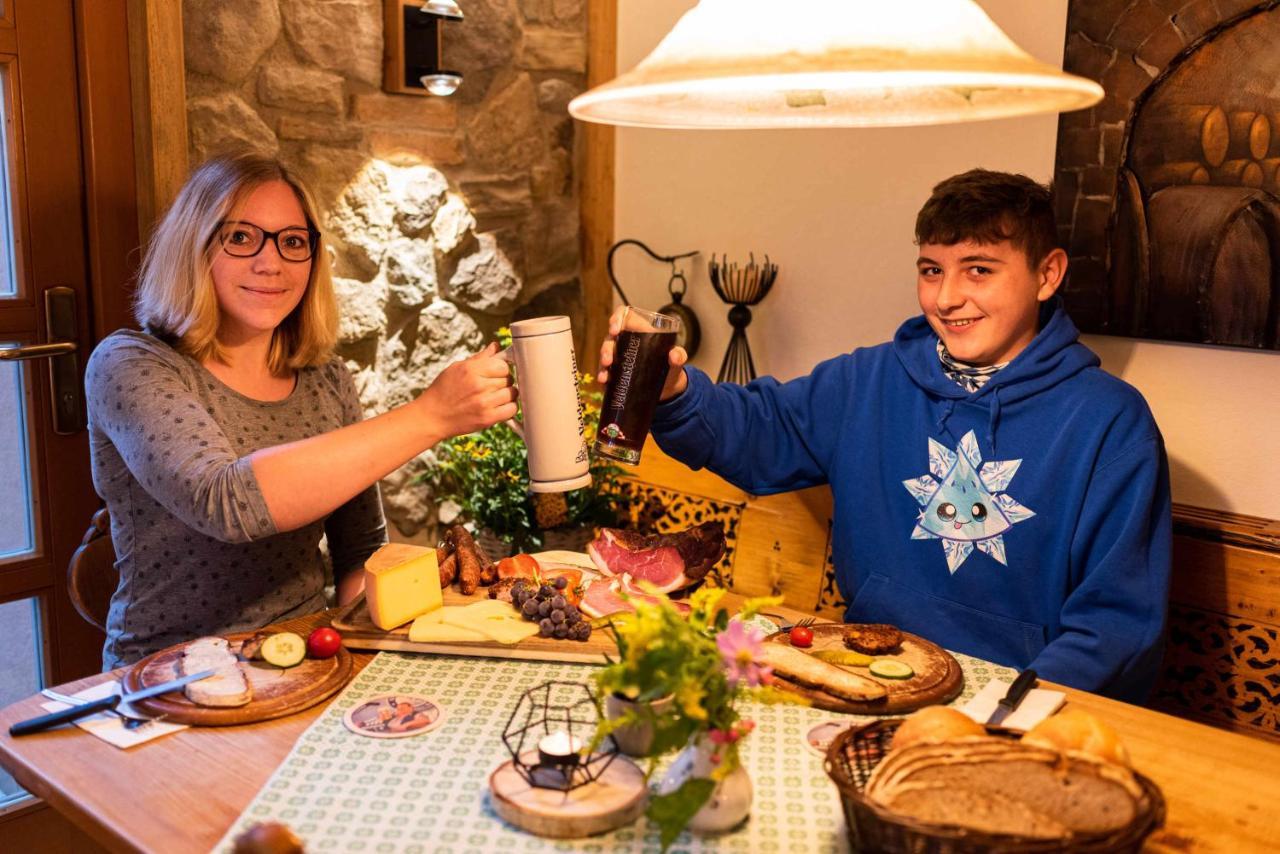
[{"left": 0, "top": 287, "right": 84, "bottom": 434}]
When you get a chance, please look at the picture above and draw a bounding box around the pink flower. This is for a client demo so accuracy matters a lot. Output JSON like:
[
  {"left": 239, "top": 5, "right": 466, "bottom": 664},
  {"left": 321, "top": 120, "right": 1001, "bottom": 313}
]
[{"left": 716, "top": 620, "right": 772, "bottom": 688}]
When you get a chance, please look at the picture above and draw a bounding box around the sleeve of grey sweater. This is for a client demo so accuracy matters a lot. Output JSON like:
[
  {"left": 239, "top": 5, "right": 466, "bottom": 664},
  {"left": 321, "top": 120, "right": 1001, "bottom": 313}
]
[
  {"left": 86, "top": 334, "right": 278, "bottom": 544},
  {"left": 321, "top": 359, "right": 388, "bottom": 578}
]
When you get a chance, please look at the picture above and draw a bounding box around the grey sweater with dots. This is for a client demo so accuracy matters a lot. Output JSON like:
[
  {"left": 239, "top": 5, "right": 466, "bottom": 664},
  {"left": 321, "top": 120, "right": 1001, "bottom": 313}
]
[{"left": 86, "top": 330, "right": 387, "bottom": 668}]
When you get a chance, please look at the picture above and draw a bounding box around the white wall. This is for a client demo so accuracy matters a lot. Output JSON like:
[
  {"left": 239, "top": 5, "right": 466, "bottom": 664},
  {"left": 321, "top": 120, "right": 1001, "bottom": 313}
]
[{"left": 612, "top": 0, "right": 1279, "bottom": 518}]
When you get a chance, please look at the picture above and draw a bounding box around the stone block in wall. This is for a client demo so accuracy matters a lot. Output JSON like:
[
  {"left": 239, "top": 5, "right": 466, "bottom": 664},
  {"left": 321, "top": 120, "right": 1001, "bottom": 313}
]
[
  {"left": 280, "top": 0, "right": 382, "bottom": 87},
  {"left": 380, "top": 452, "right": 438, "bottom": 536},
  {"left": 466, "top": 73, "right": 544, "bottom": 171},
  {"left": 183, "top": 0, "right": 281, "bottom": 84},
  {"left": 277, "top": 115, "right": 364, "bottom": 144},
  {"left": 329, "top": 160, "right": 452, "bottom": 272},
  {"left": 522, "top": 199, "right": 579, "bottom": 281},
  {"left": 188, "top": 93, "right": 279, "bottom": 163},
  {"left": 382, "top": 236, "right": 438, "bottom": 309},
  {"left": 390, "top": 166, "right": 450, "bottom": 234},
  {"left": 513, "top": 278, "right": 584, "bottom": 327},
  {"left": 531, "top": 147, "right": 571, "bottom": 201},
  {"left": 1136, "top": 19, "right": 1186, "bottom": 70},
  {"left": 520, "top": 0, "right": 585, "bottom": 27},
  {"left": 518, "top": 28, "right": 587, "bottom": 73},
  {"left": 351, "top": 94, "right": 459, "bottom": 131},
  {"left": 1058, "top": 127, "right": 1103, "bottom": 168},
  {"left": 1171, "top": 0, "right": 1224, "bottom": 42},
  {"left": 432, "top": 194, "right": 476, "bottom": 255},
  {"left": 453, "top": 0, "right": 520, "bottom": 71},
  {"left": 1100, "top": 54, "right": 1156, "bottom": 106},
  {"left": 295, "top": 144, "right": 370, "bottom": 216},
  {"left": 1064, "top": 31, "right": 1116, "bottom": 83},
  {"left": 458, "top": 176, "right": 534, "bottom": 225},
  {"left": 536, "top": 78, "right": 578, "bottom": 114},
  {"left": 258, "top": 64, "right": 345, "bottom": 115},
  {"left": 1069, "top": 0, "right": 1133, "bottom": 44},
  {"left": 368, "top": 130, "right": 466, "bottom": 167},
  {"left": 446, "top": 233, "right": 521, "bottom": 315},
  {"left": 333, "top": 276, "right": 387, "bottom": 343},
  {"left": 1108, "top": 0, "right": 1166, "bottom": 56}
]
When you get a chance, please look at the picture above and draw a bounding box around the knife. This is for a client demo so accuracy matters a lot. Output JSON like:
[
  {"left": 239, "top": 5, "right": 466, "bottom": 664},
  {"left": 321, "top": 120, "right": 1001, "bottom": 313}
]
[
  {"left": 985, "top": 669, "right": 1038, "bottom": 729},
  {"left": 9, "top": 670, "right": 215, "bottom": 736}
]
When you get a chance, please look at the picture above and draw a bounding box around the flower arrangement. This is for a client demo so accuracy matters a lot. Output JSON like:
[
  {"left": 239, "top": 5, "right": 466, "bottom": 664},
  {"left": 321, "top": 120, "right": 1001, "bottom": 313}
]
[
  {"left": 592, "top": 586, "right": 796, "bottom": 849},
  {"left": 427, "top": 328, "right": 630, "bottom": 553}
]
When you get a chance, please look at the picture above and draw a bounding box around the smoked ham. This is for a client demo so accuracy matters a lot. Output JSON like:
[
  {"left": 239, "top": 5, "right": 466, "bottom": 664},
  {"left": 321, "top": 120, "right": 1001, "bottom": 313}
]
[{"left": 586, "top": 522, "right": 726, "bottom": 593}]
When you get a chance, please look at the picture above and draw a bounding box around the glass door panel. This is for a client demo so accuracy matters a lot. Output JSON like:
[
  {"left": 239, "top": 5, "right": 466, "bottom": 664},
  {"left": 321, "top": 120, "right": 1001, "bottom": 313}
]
[
  {"left": 0, "top": 58, "right": 23, "bottom": 299},
  {"left": 0, "top": 597, "right": 44, "bottom": 813},
  {"left": 0, "top": 348, "right": 35, "bottom": 560}
]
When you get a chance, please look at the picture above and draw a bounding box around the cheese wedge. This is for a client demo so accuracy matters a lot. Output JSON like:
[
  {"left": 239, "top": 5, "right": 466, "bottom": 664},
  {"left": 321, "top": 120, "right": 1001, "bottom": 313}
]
[
  {"left": 363, "top": 545, "right": 443, "bottom": 630},
  {"left": 408, "top": 601, "right": 539, "bottom": 645}
]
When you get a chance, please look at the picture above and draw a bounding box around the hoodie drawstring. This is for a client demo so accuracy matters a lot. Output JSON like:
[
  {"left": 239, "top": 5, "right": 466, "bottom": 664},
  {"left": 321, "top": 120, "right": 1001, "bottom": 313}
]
[
  {"left": 936, "top": 399, "right": 957, "bottom": 440},
  {"left": 988, "top": 386, "right": 1002, "bottom": 455}
]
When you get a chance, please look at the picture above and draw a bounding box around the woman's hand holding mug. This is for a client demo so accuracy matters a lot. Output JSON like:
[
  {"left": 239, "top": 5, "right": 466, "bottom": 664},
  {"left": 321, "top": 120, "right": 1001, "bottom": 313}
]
[{"left": 416, "top": 342, "right": 518, "bottom": 440}]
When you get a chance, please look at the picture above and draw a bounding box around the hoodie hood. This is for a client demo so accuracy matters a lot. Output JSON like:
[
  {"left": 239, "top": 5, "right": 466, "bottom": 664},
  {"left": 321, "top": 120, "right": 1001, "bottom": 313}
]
[{"left": 893, "top": 297, "right": 1100, "bottom": 450}]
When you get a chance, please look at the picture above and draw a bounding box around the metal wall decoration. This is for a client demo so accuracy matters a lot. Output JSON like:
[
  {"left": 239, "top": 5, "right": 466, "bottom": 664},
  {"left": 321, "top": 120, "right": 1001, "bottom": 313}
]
[
  {"left": 1054, "top": 1, "right": 1280, "bottom": 351},
  {"left": 606, "top": 239, "right": 702, "bottom": 357},
  {"left": 708, "top": 253, "right": 777, "bottom": 384}
]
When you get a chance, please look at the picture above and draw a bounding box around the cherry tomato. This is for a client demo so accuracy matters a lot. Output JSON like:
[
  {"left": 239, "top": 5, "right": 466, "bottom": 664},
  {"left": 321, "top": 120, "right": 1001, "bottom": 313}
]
[
  {"left": 789, "top": 625, "right": 814, "bottom": 648},
  {"left": 306, "top": 627, "right": 343, "bottom": 659}
]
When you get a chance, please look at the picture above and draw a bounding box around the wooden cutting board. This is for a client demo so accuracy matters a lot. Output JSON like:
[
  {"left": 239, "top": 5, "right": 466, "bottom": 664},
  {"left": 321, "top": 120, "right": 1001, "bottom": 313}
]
[
  {"left": 121, "top": 629, "right": 353, "bottom": 726},
  {"left": 764, "top": 624, "right": 962, "bottom": 715},
  {"left": 331, "top": 588, "right": 619, "bottom": 664}
]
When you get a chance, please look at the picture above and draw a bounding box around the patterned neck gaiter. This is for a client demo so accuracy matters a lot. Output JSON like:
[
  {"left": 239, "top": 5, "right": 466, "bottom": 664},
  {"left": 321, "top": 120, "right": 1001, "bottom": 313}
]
[{"left": 936, "top": 340, "right": 1008, "bottom": 393}]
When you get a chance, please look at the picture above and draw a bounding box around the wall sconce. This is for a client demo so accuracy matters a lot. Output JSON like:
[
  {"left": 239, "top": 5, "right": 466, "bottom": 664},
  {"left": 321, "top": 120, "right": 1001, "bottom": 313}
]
[{"left": 382, "top": 0, "right": 464, "bottom": 97}]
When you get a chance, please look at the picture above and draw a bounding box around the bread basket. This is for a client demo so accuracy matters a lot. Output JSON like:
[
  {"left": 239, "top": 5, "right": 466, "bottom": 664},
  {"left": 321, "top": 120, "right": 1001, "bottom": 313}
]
[{"left": 824, "top": 719, "right": 1166, "bottom": 853}]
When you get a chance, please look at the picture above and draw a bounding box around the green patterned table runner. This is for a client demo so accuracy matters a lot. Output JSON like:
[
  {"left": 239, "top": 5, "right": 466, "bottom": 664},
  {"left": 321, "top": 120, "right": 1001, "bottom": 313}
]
[{"left": 214, "top": 652, "right": 1014, "bottom": 853}]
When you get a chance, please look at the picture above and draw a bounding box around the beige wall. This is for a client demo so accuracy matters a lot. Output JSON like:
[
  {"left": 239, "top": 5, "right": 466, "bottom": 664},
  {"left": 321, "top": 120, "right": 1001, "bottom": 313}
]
[{"left": 612, "top": 0, "right": 1279, "bottom": 518}]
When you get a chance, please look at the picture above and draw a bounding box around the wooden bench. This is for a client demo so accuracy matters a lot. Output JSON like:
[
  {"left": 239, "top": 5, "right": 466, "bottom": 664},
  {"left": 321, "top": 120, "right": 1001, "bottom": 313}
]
[{"left": 620, "top": 441, "right": 1280, "bottom": 743}]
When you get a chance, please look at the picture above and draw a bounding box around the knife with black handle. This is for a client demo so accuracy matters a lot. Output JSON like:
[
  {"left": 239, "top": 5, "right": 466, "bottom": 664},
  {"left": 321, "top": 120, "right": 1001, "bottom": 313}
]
[
  {"left": 985, "top": 668, "right": 1038, "bottom": 729},
  {"left": 9, "top": 670, "right": 215, "bottom": 736}
]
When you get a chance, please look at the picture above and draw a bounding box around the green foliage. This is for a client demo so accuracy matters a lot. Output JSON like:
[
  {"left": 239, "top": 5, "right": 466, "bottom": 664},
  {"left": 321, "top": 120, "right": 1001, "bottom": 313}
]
[
  {"left": 647, "top": 778, "right": 716, "bottom": 851},
  {"left": 426, "top": 328, "right": 630, "bottom": 552}
]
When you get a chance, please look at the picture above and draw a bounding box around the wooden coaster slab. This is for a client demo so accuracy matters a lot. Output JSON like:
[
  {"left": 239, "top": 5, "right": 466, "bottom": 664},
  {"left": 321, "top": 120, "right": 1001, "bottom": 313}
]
[{"left": 489, "top": 753, "right": 647, "bottom": 839}]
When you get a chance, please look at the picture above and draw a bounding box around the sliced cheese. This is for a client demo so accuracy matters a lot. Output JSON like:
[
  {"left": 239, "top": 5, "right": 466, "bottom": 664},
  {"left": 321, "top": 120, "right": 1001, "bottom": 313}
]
[
  {"left": 363, "top": 546, "right": 443, "bottom": 631},
  {"left": 407, "top": 601, "right": 539, "bottom": 645}
]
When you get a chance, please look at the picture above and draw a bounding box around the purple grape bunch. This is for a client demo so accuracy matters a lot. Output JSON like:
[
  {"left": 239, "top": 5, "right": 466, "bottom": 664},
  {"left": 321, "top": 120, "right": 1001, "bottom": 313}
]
[{"left": 510, "top": 575, "right": 591, "bottom": 642}]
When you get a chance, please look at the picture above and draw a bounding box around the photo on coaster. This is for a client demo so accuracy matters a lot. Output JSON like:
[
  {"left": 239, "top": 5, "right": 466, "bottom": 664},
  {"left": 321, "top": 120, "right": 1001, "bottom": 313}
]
[{"left": 343, "top": 694, "right": 444, "bottom": 739}]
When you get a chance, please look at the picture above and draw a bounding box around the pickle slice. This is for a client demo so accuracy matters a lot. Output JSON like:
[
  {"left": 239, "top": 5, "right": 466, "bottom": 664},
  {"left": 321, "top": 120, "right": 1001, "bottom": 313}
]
[
  {"left": 811, "top": 649, "right": 874, "bottom": 667},
  {"left": 260, "top": 632, "right": 306, "bottom": 667},
  {"left": 869, "top": 658, "right": 914, "bottom": 679}
]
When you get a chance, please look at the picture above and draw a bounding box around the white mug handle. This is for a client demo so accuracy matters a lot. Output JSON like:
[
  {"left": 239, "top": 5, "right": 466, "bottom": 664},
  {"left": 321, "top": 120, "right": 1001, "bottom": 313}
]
[{"left": 497, "top": 345, "right": 525, "bottom": 440}]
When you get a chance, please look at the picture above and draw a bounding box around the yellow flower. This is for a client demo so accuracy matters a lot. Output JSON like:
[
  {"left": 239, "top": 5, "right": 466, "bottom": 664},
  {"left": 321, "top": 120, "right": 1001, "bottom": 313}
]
[{"left": 677, "top": 683, "right": 707, "bottom": 720}]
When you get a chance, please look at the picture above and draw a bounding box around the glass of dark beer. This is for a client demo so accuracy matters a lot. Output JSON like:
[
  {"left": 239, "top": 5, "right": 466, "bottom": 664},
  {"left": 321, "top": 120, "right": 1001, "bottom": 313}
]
[{"left": 594, "top": 306, "right": 682, "bottom": 465}]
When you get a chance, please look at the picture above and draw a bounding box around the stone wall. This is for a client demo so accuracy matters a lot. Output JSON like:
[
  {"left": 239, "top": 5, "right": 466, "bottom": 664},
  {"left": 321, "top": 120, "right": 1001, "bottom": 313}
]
[{"left": 182, "top": 0, "right": 588, "bottom": 537}]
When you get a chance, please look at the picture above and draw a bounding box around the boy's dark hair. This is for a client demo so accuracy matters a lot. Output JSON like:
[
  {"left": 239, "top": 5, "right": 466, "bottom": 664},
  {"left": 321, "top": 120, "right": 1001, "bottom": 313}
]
[{"left": 914, "top": 169, "right": 1059, "bottom": 267}]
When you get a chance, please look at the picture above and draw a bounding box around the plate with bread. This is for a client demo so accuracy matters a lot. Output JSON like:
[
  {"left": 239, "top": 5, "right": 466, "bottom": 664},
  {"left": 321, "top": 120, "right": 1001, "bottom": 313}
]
[
  {"left": 762, "top": 622, "right": 963, "bottom": 714},
  {"left": 121, "top": 627, "right": 353, "bottom": 726},
  {"left": 826, "top": 706, "right": 1165, "bottom": 851}
]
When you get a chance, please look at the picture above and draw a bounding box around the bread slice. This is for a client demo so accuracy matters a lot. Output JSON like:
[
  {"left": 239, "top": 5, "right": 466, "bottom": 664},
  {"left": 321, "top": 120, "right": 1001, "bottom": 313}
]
[{"left": 181, "top": 635, "right": 252, "bottom": 707}]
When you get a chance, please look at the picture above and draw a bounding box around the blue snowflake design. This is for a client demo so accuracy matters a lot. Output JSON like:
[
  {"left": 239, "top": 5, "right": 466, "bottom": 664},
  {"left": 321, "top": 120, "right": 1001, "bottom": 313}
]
[{"left": 902, "top": 430, "right": 1035, "bottom": 574}]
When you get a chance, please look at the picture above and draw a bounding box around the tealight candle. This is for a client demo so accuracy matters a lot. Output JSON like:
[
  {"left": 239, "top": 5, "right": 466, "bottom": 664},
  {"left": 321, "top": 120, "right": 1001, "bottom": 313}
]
[{"left": 537, "top": 731, "right": 582, "bottom": 766}]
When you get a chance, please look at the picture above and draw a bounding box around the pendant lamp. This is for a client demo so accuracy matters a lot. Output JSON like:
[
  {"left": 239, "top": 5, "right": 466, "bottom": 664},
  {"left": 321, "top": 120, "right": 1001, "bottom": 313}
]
[{"left": 568, "top": 0, "right": 1103, "bottom": 128}]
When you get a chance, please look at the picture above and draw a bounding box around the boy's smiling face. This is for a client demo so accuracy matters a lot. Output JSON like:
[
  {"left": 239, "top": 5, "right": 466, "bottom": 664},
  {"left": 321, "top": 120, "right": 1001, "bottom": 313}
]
[{"left": 916, "top": 239, "right": 1067, "bottom": 367}]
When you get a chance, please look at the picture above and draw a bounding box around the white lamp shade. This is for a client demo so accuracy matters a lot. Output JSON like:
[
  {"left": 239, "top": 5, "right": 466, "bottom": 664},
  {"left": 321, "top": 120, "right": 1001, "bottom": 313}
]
[{"left": 569, "top": 0, "right": 1104, "bottom": 128}]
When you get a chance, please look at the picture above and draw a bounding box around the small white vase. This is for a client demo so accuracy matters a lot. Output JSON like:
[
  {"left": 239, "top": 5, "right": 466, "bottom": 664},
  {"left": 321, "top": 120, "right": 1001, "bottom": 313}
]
[
  {"left": 657, "top": 736, "right": 753, "bottom": 834},
  {"left": 604, "top": 692, "right": 674, "bottom": 756}
]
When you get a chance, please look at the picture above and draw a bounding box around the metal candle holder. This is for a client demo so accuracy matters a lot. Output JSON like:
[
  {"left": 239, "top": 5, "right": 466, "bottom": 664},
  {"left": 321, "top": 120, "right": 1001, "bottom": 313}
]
[
  {"left": 708, "top": 253, "right": 778, "bottom": 384},
  {"left": 501, "top": 681, "right": 618, "bottom": 792}
]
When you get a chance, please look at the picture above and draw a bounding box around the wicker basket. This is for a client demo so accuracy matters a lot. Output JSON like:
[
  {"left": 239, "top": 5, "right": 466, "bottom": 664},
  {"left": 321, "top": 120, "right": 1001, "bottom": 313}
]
[{"left": 824, "top": 719, "right": 1166, "bottom": 853}]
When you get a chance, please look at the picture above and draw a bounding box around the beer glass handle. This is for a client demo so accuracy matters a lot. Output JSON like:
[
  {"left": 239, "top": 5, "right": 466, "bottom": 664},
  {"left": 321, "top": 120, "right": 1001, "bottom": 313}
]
[{"left": 497, "top": 345, "right": 525, "bottom": 440}]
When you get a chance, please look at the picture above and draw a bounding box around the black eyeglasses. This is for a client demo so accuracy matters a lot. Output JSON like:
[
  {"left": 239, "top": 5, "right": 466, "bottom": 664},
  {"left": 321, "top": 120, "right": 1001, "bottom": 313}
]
[{"left": 216, "top": 220, "right": 319, "bottom": 262}]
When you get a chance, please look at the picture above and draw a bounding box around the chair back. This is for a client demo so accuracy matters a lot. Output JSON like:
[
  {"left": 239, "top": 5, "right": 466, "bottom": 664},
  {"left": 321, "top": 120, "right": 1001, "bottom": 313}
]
[{"left": 67, "top": 507, "right": 118, "bottom": 632}]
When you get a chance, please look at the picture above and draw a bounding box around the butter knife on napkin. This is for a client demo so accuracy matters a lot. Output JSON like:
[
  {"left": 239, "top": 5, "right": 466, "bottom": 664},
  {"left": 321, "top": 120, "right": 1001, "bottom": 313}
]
[{"left": 985, "top": 669, "right": 1037, "bottom": 729}]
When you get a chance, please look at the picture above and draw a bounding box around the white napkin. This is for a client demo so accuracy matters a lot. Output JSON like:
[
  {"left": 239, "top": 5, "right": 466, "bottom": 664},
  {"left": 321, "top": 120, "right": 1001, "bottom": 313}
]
[
  {"left": 39, "top": 680, "right": 187, "bottom": 749},
  {"left": 959, "top": 677, "right": 1066, "bottom": 732}
]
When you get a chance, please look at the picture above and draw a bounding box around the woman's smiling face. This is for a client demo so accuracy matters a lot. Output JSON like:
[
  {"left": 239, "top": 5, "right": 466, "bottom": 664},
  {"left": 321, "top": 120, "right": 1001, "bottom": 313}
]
[
  {"left": 209, "top": 180, "right": 313, "bottom": 345},
  {"left": 916, "top": 239, "right": 1066, "bottom": 367}
]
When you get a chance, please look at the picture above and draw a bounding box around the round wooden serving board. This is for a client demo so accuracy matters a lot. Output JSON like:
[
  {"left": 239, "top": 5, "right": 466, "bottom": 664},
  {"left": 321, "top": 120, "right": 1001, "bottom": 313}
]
[
  {"left": 489, "top": 752, "right": 647, "bottom": 839},
  {"left": 121, "top": 630, "right": 353, "bottom": 726},
  {"left": 764, "top": 624, "right": 962, "bottom": 714}
]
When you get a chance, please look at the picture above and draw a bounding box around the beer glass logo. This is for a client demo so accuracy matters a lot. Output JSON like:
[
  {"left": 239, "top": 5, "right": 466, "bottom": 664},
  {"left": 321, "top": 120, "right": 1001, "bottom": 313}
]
[{"left": 601, "top": 423, "right": 626, "bottom": 440}]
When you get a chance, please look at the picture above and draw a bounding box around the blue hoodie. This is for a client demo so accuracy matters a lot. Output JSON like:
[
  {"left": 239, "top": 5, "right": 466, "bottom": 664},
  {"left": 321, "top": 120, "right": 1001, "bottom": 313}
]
[{"left": 651, "top": 300, "right": 1171, "bottom": 703}]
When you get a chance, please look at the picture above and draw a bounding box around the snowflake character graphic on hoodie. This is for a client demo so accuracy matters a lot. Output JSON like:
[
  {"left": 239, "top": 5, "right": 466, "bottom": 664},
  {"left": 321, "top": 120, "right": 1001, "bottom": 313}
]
[{"left": 904, "top": 431, "right": 1035, "bottom": 573}]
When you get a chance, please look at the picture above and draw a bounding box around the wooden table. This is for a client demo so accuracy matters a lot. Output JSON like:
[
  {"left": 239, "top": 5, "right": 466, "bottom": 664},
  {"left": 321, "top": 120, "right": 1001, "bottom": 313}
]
[{"left": 2, "top": 612, "right": 1278, "bottom": 853}]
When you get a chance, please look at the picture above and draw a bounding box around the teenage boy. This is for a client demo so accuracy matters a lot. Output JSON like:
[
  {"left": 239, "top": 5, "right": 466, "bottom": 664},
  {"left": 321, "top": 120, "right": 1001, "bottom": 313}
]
[{"left": 598, "top": 169, "right": 1171, "bottom": 703}]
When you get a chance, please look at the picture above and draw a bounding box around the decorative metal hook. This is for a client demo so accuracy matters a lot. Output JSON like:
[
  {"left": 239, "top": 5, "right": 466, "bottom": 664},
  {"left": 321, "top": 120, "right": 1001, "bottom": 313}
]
[{"left": 606, "top": 239, "right": 698, "bottom": 306}]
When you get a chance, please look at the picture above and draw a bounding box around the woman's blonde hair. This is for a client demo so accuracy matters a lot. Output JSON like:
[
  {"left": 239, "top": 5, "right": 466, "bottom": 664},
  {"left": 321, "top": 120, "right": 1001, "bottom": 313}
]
[{"left": 134, "top": 153, "right": 338, "bottom": 373}]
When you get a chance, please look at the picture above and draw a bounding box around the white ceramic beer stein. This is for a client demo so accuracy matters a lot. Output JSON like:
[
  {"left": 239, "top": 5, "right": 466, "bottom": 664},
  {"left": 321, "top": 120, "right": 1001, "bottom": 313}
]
[{"left": 501, "top": 316, "right": 592, "bottom": 493}]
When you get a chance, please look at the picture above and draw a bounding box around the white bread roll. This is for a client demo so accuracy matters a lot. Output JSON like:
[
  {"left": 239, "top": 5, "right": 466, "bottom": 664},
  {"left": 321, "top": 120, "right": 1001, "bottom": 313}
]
[
  {"left": 890, "top": 705, "right": 986, "bottom": 752},
  {"left": 1022, "top": 708, "right": 1131, "bottom": 767}
]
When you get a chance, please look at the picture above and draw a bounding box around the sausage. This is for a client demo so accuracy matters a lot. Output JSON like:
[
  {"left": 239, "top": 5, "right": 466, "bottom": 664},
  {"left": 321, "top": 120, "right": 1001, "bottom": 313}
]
[
  {"left": 449, "top": 525, "right": 483, "bottom": 595},
  {"left": 437, "top": 549, "right": 457, "bottom": 587},
  {"left": 474, "top": 537, "right": 498, "bottom": 585}
]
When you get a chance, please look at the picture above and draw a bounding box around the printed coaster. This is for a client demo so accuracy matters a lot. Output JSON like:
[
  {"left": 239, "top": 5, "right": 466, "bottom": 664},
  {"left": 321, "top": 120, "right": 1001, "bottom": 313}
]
[
  {"left": 343, "top": 694, "right": 444, "bottom": 739},
  {"left": 805, "top": 720, "right": 851, "bottom": 756}
]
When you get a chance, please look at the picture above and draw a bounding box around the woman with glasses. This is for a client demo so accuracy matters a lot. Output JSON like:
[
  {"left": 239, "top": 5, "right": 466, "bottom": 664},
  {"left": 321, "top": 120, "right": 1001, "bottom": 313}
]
[{"left": 84, "top": 153, "right": 516, "bottom": 668}]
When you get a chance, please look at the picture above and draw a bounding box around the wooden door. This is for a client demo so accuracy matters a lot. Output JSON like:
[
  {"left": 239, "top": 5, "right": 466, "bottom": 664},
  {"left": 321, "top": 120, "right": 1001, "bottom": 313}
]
[{"left": 0, "top": 0, "right": 132, "bottom": 831}]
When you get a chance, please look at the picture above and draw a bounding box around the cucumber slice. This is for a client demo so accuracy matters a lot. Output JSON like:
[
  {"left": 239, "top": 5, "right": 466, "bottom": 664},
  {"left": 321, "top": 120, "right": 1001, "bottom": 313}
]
[
  {"left": 811, "top": 649, "right": 874, "bottom": 667},
  {"left": 869, "top": 659, "right": 914, "bottom": 680},
  {"left": 261, "top": 632, "right": 306, "bottom": 667}
]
